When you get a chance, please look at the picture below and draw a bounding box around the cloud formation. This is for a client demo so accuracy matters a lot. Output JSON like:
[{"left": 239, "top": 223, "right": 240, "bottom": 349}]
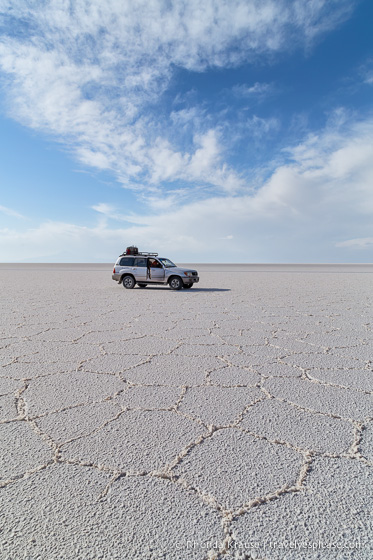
[
  {"left": 1, "top": 0, "right": 371, "bottom": 263},
  {"left": 1, "top": 115, "right": 372, "bottom": 262},
  {"left": 336, "top": 238, "right": 373, "bottom": 248},
  {"left": 0, "top": 204, "right": 24, "bottom": 219},
  {"left": 0, "top": 0, "right": 354, "bottom": 195}
]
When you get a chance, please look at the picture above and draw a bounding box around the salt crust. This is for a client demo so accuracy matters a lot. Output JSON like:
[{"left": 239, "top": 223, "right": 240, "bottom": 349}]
[{"left": 0, "top": 265, "right": 372, "bottom": 559}]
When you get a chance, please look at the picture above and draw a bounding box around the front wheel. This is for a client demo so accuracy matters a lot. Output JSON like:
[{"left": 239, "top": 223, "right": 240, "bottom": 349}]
[
  {"left": 169, "top": 276, "right": 183, "bottom": 290},
  {"left": 122, "top": 275, "right": 135, "bottom": 289},
  {"left": 183, "top": 284, "right": 193, "bottom": 289}
]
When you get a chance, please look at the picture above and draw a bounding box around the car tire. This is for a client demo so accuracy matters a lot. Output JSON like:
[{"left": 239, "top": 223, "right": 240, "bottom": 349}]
[
  {"left": 138, "top": 283, "right": 147, "bottom": 288},
  {"left": 183, "top": 284, "right": 193, "bottom": 289},
  {"left": 169, "top": 276, "right": 183, "bottom": 290},
  {"left": 122, "top": 275, "right": 135, "bottom": 289}
]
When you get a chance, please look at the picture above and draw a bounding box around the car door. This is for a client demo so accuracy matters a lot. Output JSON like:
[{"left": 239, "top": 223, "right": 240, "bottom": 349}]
[
  {"left": 133, "top": 257, "right": 147, "bottom": 281},
  {"left": 147, "top": 258, "right": 165, "bottom": 282}
]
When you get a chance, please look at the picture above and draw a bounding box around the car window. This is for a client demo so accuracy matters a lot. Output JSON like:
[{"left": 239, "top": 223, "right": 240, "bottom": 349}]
[
  {"left": 149, "top": 258, "right": 163, "bottom": 268},
  {"left": 119, "top": 257, "right": 134, "bottom": 266},
  {"left": 134, "top": 257, "right": 147, "bottom": 267},
  {"left": 159, "top": 258, "right": 176, "bottom": 267}
]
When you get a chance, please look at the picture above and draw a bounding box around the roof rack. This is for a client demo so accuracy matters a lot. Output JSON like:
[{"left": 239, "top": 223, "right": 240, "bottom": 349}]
[{"left": 119, "top": 251, "right": 158, "bottom": 257}]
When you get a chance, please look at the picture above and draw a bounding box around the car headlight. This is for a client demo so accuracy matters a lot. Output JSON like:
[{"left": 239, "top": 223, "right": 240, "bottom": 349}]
[{"left": 184, "top": 271, "right": 193, "bottom": 277}]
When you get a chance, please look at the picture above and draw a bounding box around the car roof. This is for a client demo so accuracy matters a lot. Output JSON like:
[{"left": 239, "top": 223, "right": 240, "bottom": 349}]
[{"left": 116, "top": 255, "right": 163, "bottom": 261}]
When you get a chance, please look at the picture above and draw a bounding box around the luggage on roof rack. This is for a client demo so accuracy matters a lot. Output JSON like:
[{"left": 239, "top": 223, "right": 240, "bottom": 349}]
[
  {"left": 120, "top": 246, "right": 158, "bottom": 257},
  {"left": 125, "top": 245, "right": 138, "bottom": 255}
]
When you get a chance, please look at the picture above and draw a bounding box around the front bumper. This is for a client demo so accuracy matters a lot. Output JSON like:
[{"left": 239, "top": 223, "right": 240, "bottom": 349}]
[{"left": 183, "top": 276, "right": 199, "bottom": 285}]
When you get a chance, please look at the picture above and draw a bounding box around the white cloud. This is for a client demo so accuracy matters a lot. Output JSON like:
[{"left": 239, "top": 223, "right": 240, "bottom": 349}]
[
  {"left": 358, "top": 58, "right": 373, "bottom": 85},
  {"left": 0, "top": 204, "right": 24, "bottom": 218},
  {"left": 1, "top": 1, "right": 368, "bottom": 263},
  {"left": 336, "top": 238, "right": 373, "bottom": 249},
  {"left": 2, "top": 116, "right": 372, "bottom": 263},
  {"left": 170, "top": 107, "right": 205, "bottom": 128},
  {"left": 91, "top": 203, "right": 118, "bottom": 217},
  {"left": 232, "top": 82, "right": 273, "bottom": 99},
  {"left": 0, "top": 0, "right": 354, "bottom": 195},
  {"left": 245, "top": 115, "right": 281, "bottom": 138},
  {"left": 146, "top": 129, "right": 244, "bottom": 194}
]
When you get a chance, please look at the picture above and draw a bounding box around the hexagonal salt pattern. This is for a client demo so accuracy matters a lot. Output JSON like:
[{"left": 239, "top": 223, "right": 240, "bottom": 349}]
[
  {"left": 173, "top": 428, "right": 302, "bottom": 511},
  {"left": 61, "top": 410, "right": 205, "bottom": 472},
  {"left": 209, "top": 365, "right": 260, "bottom": 386},
  {"left": 228, "top": 457, "right": 372, "bottom": 559},
  {"left": 0, "top": 360, "right": 76, "bottom": 380},
  {"left": 240, "top": 398, "right": 353, "bottom": 454},
  {"left": 23, "top": 371, "right": 125, "bottom": 417},
  {"left": 115, "top": 385, "right": 182, "bottom": 409},
  {"left": 1, "top": 264, "right": 372, "bottom": 559},
  {"left": 178, "top": 386, "right": 263, "bottom": 426},
  {"left": 120, "top": 354, "right": 222, "bottom": 385},
  {"left": 263, "top": 376, "right": 372, "bottom": 420},
  {"left": 308, "top": 368, "right": 373, "bottom": 392},
  {"left": 0, "top": 463, "right": 223, "bottom": 559},
  {"left": 34, "top": 400, "right": 122, "bottom": 444}
]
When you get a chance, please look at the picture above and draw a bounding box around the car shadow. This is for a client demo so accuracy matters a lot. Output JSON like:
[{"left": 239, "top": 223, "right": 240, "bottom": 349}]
[
  {"left": 182, "top": 288, "right": 231, "bottom": 292},
  {"left": 136, "top": 286, "right": 230, "bottom": 292}
]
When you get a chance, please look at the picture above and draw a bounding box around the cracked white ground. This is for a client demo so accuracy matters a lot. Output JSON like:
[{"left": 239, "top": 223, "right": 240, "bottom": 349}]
[{"left": 0, "top": 264, "right": 372, "bottom": 560}]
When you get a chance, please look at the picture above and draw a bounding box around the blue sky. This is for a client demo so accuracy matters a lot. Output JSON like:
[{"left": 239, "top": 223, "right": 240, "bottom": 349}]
[{"left": 0, "top": 0, "right": 372, "bottom": 262}]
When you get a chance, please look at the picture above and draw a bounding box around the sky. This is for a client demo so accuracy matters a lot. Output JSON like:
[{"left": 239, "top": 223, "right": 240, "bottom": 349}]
[{"left": 0, "top": 0, "right": 372, "bottom": 263}]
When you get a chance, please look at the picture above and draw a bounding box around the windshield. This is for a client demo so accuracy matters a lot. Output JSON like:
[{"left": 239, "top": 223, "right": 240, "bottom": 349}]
[{"left": 159, "top": 258, "right": 176, "bottom": 268}]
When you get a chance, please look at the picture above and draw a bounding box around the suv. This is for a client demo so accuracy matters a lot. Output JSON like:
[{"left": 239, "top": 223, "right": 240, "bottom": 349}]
[{"left": 112, "top": 251, "right": 199, "bottom": 290}]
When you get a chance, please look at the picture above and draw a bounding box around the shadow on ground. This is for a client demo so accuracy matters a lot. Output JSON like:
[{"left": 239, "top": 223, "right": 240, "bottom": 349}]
[{"left": 131, "top": 287, "right": 231, "bottom": 292}]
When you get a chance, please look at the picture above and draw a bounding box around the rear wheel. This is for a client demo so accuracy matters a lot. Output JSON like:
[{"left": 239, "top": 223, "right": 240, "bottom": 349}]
[
  {"left": 122, "top": 275, "right": 135, "bottom": 289},
  {"left": 169, "top": 276, "right": 183, "bottom": 290},
  {"left": 183, "top": 283, "right": 193, "bottom": 289},
  {"left": 138, "top": 283, "right": 147, "bottom": 288}
]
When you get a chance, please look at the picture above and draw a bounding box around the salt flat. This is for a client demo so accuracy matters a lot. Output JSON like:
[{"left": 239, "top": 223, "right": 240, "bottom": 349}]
[{"left": 0, "top": 264, "right": 372, "bottom": 560}]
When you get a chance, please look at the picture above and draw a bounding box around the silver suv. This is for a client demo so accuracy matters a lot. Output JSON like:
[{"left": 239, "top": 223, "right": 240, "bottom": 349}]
[{"left": 112, "top": 252, "right": 199, "bottom": 290}]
